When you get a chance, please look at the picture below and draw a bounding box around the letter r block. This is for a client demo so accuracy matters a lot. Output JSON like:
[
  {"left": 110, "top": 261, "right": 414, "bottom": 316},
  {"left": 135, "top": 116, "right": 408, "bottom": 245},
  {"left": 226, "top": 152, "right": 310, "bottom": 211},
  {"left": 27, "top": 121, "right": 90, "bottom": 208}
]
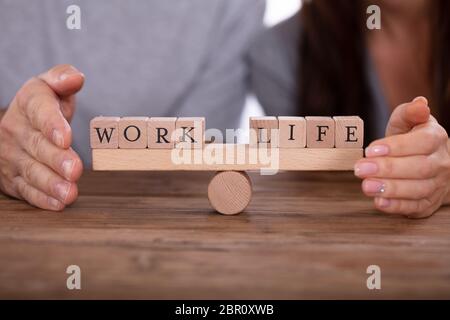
[
  {"left": 148, "top": 117, "right": 177, "bottom": 149},
  {"left": 333, "top": 116, "right": 364, "bottom": 148},
  {"left": 90, "top": 116, "right": 120, "bottom": 149},
  {"left": 175, "top": 117, "right": 205, "bottom": 149},
  {"left": 119, "top": 117, "right": 148, "bottom": 149},
  {"left": 305, "top": 116, "right": 335, "bottom": 148}
]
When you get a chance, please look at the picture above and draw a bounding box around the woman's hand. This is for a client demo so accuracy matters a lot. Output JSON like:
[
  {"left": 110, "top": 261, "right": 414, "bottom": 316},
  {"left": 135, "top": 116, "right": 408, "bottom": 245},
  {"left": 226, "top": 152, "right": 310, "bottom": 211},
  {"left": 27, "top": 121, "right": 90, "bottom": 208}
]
[
  {"left": 354, "top": 97, "right": 450, "bottom": 218},
  {"left": 0, "top": 64, "right": 84, "bottom": 211}
]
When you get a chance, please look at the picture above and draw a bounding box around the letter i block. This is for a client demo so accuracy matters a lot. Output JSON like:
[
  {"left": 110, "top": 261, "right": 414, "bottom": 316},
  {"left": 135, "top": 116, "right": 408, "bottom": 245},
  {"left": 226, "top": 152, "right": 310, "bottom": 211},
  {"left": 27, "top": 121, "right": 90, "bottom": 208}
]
[
  {"left": 249, "top": 116, "right": 278, "bottom": 148},
  {"left": 119, "top": 117, "right": 148, "bottom": 149},
  {"left": 90, "top": 116, "right": 120, "bottom": 149},
  {"left": 333, "top": 116, "right": 364, "bottom": 148},
  {"left": 278, "top": 116, "right": 306, "bottom": 148},
  {"left": 305, "top": 117, "right": 335, "bottom": 148},
  {"left": 148, "top": 117, "right": 177, "bottom": 149},
  {"left": 175, "top": 117, "right": 205, "bottom": 149}
]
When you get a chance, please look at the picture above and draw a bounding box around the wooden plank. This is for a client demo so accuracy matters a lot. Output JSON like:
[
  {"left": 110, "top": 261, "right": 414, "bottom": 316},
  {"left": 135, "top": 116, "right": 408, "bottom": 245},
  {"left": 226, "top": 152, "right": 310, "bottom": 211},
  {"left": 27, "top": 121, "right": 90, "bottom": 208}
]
[{"left": 92, "top": 145, "right": 363, "bottom": 171}]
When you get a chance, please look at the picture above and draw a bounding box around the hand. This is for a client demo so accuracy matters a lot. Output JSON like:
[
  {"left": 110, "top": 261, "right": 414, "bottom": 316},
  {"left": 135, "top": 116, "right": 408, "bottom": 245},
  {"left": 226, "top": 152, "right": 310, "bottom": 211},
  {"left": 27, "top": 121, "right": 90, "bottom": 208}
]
[
  {"left": 0, "top": 64, "right": 84, "bottom": 211},
  {"left": 354, "top": 97, "right": 450, "bottom": 218}
]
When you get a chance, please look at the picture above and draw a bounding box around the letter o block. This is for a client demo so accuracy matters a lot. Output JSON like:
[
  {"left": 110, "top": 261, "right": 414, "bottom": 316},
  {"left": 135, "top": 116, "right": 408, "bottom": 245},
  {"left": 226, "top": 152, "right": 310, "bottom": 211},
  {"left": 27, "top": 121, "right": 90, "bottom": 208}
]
[
  {"left": 305, "top": 117, "right": 335, "bottom": 148},
  {"left": 119, "top": 117, "right": 148, "bottom": 149},
  {"left": 333, "top": 116, "right": 364, "bottom": 148}
]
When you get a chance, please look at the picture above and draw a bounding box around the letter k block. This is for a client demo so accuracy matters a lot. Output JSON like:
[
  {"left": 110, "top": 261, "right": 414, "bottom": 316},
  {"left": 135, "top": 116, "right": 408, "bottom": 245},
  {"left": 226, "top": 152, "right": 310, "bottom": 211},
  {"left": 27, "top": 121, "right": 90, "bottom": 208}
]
[{"left": 175, "top": 117, "right": 205, "bottom": 149}]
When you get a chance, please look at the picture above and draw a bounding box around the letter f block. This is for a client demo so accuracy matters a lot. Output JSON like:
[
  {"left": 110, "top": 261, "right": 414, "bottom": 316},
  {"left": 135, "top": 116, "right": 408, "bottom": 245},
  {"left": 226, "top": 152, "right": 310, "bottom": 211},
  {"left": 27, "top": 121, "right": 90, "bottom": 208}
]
[
  {"left": 90, "top": 116, "right": 120, "bottom": 149},
  {"left": 306, "top": 116, "right": 335, "bottom": 148}
]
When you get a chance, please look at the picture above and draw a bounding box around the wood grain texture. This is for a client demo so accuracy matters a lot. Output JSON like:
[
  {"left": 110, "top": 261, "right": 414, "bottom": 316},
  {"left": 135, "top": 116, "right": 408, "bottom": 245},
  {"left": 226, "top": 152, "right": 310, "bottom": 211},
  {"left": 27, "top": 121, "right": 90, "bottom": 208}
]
[
  {"left": 208, "top": 171, "right": 252, "bottom": 215},
  {"left": 92, "top": 145, "right": 363, "bottom": 171},
  {"left": 1, "top": 170, "right": 450, "bottom": 299}
]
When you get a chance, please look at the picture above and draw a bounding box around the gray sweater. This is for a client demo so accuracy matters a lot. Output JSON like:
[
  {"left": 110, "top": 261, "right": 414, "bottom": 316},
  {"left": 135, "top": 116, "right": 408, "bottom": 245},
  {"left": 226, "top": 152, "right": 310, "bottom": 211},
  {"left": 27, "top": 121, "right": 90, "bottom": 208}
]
[{"left": 0, "top": 0, "right": 265, "bottom": 163}]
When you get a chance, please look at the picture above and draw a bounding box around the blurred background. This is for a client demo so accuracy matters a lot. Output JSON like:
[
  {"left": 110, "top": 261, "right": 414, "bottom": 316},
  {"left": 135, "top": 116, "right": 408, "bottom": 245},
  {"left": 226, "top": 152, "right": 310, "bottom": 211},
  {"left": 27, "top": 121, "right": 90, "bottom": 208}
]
[{"left": 239, "top": 0, "right": 302, "bottom": 141}]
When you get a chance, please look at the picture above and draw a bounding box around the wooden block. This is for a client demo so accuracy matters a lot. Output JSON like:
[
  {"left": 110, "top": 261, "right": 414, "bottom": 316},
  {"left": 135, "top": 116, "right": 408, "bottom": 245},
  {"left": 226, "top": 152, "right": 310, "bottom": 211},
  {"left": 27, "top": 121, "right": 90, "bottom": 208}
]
[
  {"left": 175, "top": 117, "right": 205, "bottom": 149},
  {"left": 92, "top": 146, "right": 363, "bottom": 171},
  {"left": 305, "top": 117, "right": 335, "bottom": 148},
  {"left": 118, "top": 117, "right": 148, "bottom": 149},
  {"left": 278, "top": 117, "right": 306, "bottom": 148},
  {"left": 249, "top": 116, "right": 278, "bottom": 147},
  {"left": 333, "top": 116, "right": 364, "bottom": 148},
  {"left": 148, "top": 117, "right": 177, "bottom": 149},
  {"left": 208, "top": 171, "right": 252, "bottom": 215},
  {"left": 90, "top": 116, "right": 120, "bottom": 149}
]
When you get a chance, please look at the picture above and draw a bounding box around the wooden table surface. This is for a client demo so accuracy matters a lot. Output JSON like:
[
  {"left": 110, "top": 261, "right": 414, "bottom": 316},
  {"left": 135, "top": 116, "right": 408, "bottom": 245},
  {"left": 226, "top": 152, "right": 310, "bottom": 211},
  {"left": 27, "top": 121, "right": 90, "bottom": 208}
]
[{"left": 0, "top": 170, "right": 449, "bottom": 299}]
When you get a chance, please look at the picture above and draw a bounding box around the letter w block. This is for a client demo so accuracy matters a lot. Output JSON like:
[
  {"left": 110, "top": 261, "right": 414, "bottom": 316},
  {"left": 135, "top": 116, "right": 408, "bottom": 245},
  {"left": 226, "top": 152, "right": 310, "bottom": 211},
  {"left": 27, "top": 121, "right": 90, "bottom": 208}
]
[{"left": 90, "top": 116, "right": 120, "bottom": 149}]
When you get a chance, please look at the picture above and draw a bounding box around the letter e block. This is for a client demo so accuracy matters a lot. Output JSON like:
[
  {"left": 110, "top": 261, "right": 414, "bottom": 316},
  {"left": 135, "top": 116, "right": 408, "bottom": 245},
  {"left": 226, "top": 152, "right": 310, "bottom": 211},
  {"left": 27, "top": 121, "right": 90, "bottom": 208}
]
[
  {"left": 249, "top": 116, "right": 278, "bottom": 148},
  {"left": 333, "top": 116, "right": 364, "bottom": 148},
  {"left": 148, "top": 117, "right": 177, "bottom": 149},
  {"left": 90, "top": 116, "right": 120, "bottom": 149},
  {"left": 278, "top": 116, "right": 306, "bottom": 148},
  {"left": 119, "top": 117, "right": 148, "bottom": 149},
  {"left": 175, "top": 117, "right": 205, "bottom": 149},
  {"left": 305, "top": 117, "right": 335, "bottom": 148}
]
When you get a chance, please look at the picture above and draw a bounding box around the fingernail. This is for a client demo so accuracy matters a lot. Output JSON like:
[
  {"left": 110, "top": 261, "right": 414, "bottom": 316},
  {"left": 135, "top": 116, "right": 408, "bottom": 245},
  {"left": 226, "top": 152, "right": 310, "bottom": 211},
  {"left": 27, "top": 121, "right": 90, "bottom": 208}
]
[
  {"left": 55, "top": 182, "right": 71, "bottom": 202},
  {"left": 48, "top": 196, "right": 62, "bottom": 209},
  {"left": 376, "top": 197, "right": 391, "bottom": 208},
  {"left": 62, "top": 159, "right": 74, "bottom": 180},
  {"left": 363, "top": 180, "right": 385, "bottom": 194},
  {"left": 59, "top": 66, "right": 82, "bottom": 81},
  {"left": 52, "top": 129, "right": 64, "bottom": 147},
  {"left": 354, "top": 162, "right": 378, "bottom": 177},
  {"left": 365, "top": 145, "right": 389, "bottom": 157},
  {"left": 413, "top": 96, "right": 428, "bottom": 105}
]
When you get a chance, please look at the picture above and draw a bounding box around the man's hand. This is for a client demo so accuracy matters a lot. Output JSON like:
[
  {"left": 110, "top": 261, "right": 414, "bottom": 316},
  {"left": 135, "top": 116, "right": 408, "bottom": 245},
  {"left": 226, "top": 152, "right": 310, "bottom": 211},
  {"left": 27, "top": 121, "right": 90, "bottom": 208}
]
[
  {"left": 0, "top": 64, "right": 84, "bottom": 210},
  {"left": 354, "top": 97, "right": 450, "bottom": 218}
]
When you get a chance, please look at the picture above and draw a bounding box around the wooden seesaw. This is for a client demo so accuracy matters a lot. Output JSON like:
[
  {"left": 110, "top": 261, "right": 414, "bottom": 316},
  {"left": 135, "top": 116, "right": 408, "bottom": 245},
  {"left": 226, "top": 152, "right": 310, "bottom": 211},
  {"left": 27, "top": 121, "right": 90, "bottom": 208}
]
[{"left": 91, "top": 116, "right": 364, "bottom": 215}]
